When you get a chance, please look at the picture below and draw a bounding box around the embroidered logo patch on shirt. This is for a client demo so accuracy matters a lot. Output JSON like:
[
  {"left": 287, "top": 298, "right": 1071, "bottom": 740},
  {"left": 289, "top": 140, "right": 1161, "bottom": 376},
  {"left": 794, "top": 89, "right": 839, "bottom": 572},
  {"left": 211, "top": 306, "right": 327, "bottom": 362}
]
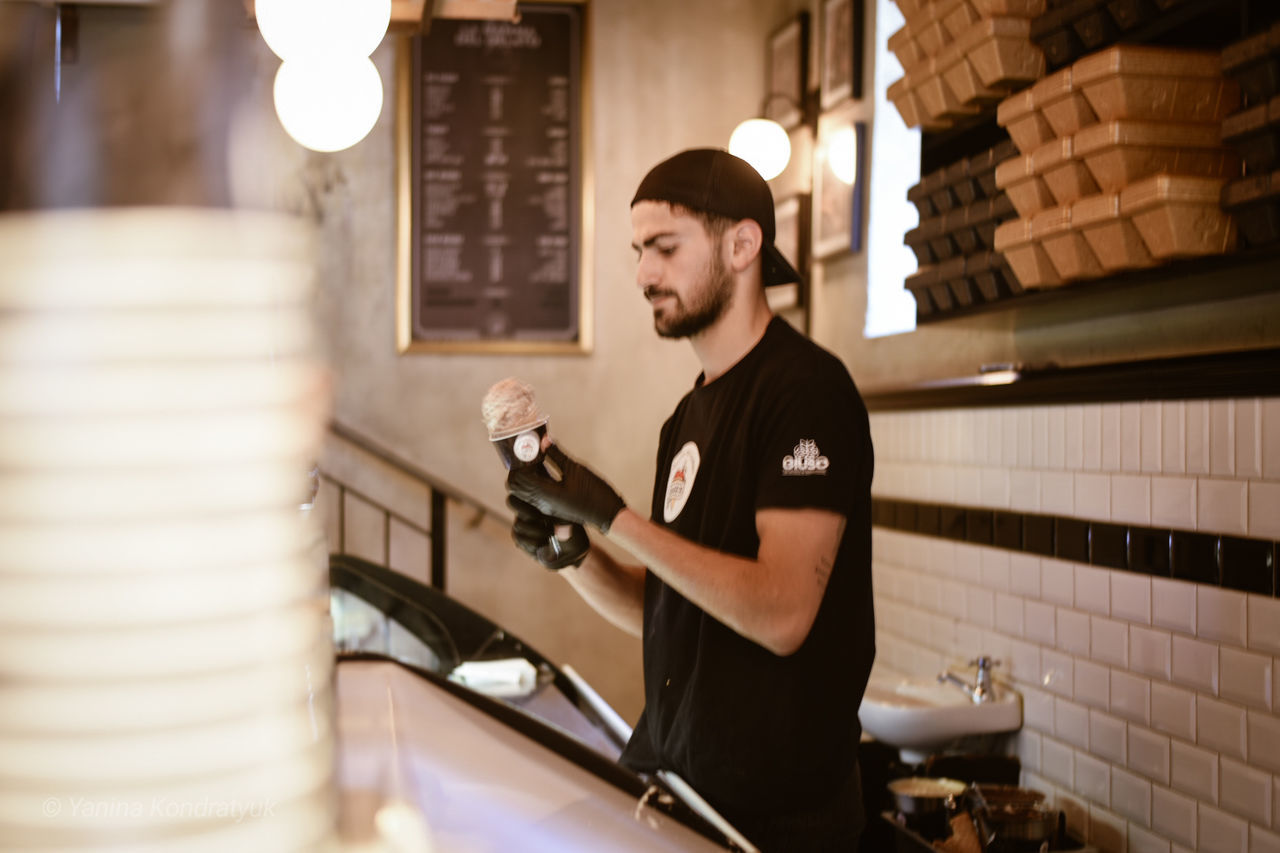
[
  {"left": 663, "top": 441, "right": 700, "bottom": 522},
  {"left": 782, "top": 439, "right": 829, "bottom": 475}
]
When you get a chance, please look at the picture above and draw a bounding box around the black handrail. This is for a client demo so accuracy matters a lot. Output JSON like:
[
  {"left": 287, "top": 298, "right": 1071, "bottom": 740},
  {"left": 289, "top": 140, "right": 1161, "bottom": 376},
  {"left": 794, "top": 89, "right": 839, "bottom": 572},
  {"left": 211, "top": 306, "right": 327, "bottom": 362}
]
[{"left": 323, "top": 420, "right": 506, "bottom": 591}]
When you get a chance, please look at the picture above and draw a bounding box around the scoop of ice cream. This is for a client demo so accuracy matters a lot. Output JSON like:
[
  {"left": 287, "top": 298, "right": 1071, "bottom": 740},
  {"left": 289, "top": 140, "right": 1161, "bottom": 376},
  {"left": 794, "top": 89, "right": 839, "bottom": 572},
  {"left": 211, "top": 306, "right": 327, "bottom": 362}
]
[{"left": 481, "top": 377, "right": 548, "bottom": 440}]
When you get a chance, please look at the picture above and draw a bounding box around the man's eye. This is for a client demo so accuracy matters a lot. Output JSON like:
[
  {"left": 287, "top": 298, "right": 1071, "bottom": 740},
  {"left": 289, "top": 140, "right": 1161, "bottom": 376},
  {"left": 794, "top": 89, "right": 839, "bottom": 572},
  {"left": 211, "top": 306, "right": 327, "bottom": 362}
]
[{"left": 657, "top": 245, "right": 676, "bottom": 256}]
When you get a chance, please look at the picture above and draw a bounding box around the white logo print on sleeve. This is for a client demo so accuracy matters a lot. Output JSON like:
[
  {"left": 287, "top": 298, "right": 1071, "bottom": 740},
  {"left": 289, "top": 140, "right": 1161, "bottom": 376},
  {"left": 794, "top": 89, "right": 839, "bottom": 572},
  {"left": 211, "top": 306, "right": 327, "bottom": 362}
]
[{"left": 782, "top": 439, "right": 829, "bottom": 475}]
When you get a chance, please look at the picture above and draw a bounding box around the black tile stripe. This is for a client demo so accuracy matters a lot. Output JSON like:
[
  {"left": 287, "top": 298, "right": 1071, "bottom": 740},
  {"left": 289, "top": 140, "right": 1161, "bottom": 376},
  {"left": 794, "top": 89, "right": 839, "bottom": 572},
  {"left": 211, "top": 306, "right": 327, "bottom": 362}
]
[
  {"left": 1090, "top": 523, "right": 1129, "bottom": 571},
  {"left": 871, "top": 497, "right": 1280, "bottom": 598},
  {"left": 1055, "top": 518, "right": 1090, "bottom": 565}
]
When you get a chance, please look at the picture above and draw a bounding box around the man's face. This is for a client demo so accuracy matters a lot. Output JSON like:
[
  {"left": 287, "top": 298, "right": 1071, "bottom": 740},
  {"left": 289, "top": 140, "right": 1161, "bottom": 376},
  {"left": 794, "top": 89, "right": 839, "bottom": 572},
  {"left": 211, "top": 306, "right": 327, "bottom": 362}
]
[{"left": 630, "top": 201, "right": 734, "bottom": 339}]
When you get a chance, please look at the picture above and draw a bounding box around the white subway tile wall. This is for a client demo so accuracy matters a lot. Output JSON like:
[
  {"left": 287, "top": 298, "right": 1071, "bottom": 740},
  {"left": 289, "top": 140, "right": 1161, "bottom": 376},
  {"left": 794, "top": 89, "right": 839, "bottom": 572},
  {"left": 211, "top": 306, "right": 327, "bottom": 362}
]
[
  {"left": 1153, "top": 475, "right": 1197, "bottom": 530},
  {"left": 1266, "top": 400, "right": 1280, "bottom": 480},
  {"left": 1211, "top": 401, "right": 1235, "bottom": 478},
  {"left": 1238, "top": 400, "right": 1263, "bottom": 481},
  {"left": 1093, "top": 709, "right": 1128, "bottom": 764},
  {"left": 868, "top": 398, "right": 1280, "bottom": 852},
  {"left": 1171, "top": 634, "right": 1219, "bottom": 694},
  {"left": 1252, "top": 825, "right": 1280, "bottom": 853},
  {"left": 1153, "top": 785, "right": 1198, "bottom": 848},
  {"left": 1253, "top": 481, "right": 1280, "bottom": 539},
  {"left": 1150, "top": 681, "right": 1197, "bottom": 742},
  {"left": 1188, "top": 402, "right": 1212, "bottom": 476},
  {"left": 1153, "top": 578, "right": 1198, "bottom": 635},
  {"left": 1164, "top": 402, "right": 1187, "bottom": 476},
  {"left": 1198, "top": 479, "right": 1249, "bottom": 536},
  {"left": 1218, "top": 757, "right": 1272, "bottom": 825},
  {"left": 1170, "top": 740, "right": 1218, "bottom": 804},
  {"left": 1196, "top": 802, "right": 1248, "bottom": 853},
  {"left": 1130, "top": 822, "right": 1173, "bottom": 853},
  {"left": 1198, "top": 588, "right": 1249, "bottom": 648},
  {"left": 1112, "top": 764, "right": 1154, "bottom": 825}
]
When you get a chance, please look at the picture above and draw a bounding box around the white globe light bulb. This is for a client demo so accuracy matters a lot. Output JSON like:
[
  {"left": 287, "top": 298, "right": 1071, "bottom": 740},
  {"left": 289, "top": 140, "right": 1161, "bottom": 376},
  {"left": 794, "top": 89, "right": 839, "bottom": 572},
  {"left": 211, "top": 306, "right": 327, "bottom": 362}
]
[
  {"left": 728, "top": 118, "right": 791, "bottom": 181},
  {"left": 257, "top": 0, "right": 392, "bottom": 61},
  {"left": 273, "top": 56, "right": 384, "bottom": 153},
  {"left": 828, "top": 125, "right": 859, "bottom": 185}
]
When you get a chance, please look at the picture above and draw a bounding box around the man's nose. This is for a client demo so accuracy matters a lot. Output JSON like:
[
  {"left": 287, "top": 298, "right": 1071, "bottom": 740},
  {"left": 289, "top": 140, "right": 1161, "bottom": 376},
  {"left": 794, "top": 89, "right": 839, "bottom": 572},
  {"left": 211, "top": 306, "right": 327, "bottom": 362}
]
[{"left": 635, "top": 252, "right": 659, "bottom": 289}]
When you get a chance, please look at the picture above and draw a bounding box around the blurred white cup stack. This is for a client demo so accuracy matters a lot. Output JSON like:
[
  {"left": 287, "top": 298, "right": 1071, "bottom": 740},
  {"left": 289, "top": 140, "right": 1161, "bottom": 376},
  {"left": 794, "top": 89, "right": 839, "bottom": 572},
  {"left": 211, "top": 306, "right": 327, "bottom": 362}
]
[{"left": 0, "top": 208, "right": 338, "bottom": 851}]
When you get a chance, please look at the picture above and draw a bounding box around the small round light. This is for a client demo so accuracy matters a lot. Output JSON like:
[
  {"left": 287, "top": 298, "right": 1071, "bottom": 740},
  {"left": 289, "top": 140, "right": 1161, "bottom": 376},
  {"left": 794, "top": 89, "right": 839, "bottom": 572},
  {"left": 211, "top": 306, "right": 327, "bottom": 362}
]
[
  {"left": 728, "top": 118, "right": 791, "bottom": 181},
  {"left": 273, "top": 56, "right": 383, "bottom": 153},
  {"left": 828, "top": 125, "right": 859, "bottom": 185},
  {"left": 256, "top": 0, "right": 392, "bottom": 61}
]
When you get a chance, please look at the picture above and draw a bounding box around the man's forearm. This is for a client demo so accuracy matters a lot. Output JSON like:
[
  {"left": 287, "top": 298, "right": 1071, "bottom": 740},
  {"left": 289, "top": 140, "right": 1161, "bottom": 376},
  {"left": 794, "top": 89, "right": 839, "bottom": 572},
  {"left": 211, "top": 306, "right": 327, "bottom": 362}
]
[
  {"left": 604, "top": 507, "right": 843, "bottom": 656},
  {"left": 561, "top": 544, "right": 646, "bottom": 638}
]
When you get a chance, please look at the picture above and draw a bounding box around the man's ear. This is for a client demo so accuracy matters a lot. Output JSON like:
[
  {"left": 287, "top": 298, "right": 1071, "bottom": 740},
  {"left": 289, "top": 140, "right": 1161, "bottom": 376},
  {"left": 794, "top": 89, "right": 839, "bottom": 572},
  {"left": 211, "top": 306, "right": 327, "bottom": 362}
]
[{"left": 727, "top": 219, "right": 764, "bottom": 273}]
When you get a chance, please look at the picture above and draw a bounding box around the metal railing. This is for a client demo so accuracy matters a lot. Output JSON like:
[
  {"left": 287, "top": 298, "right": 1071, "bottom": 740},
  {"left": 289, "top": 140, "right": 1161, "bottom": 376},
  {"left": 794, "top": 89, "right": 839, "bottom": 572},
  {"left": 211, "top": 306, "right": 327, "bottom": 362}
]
[{"left": 321, "top": 421, "right": 500, "bottom": 591}]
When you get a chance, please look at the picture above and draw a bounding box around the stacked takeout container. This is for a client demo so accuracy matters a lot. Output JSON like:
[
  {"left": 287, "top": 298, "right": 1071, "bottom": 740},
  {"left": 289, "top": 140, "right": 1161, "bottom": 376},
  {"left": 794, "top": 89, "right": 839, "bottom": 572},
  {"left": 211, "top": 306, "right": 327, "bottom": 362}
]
[
  {"left": 1220, "top": 21, "right": 1280, "bottom": 250},
  {"left": 904, "top": 140, "right": 1022, "bottom": 315},
  {"left": 1028, "top": 0, "right": 1185, "bottom": 72},
  {"left": 992, "top": 44, "right": 1242, "bottom": 290},
  {"left": 888, "top": 0, "right": 1047, "bottom": 131},
  {"left": 0, "top": 209, "right": 336, "bottom": 851}
]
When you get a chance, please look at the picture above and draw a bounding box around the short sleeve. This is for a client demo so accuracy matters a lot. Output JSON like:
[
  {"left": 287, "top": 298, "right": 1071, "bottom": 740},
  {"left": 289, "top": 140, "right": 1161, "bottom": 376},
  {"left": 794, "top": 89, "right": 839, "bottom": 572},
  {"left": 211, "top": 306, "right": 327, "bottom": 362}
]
[{"left": 753, "top": 365, "right": 868, "bottom": 516}]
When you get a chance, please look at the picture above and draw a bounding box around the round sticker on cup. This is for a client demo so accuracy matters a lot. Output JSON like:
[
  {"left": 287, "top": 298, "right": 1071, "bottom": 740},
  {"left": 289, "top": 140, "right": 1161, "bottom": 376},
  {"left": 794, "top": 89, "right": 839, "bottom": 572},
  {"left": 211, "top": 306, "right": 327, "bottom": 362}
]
[{"left": 513, "top": 431, "right": 540, "bottom": 463}]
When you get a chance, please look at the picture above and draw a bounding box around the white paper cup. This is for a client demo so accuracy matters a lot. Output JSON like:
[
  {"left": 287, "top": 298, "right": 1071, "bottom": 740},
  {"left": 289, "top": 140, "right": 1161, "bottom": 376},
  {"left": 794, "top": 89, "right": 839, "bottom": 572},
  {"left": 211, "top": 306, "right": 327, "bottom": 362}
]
[
  {"left": 0, "top": 509, "right": 310, "bottom": 574},
  {"left": 0, "top": 209, "right": 314, "bottom": 310},
  {"left": 0, "top": 555, "right": 323, "bottom": 627},
  {"left": 0, "top": 462, "right": 311, "bottom": 522},
  {"left": 0, "top": 408, "right": 322, "bottom": 469},
  {"left": 0, "top": 602, "right": 330, "bottom": 681},
  {"left": 0, "top": 310, "right": 315, "bottom": 365},
  {"left": 0, "top": 361, "right": 323, "bottom": 417},
  {"left": 0, "top": 636, "right": 333, "bottom": 734}
]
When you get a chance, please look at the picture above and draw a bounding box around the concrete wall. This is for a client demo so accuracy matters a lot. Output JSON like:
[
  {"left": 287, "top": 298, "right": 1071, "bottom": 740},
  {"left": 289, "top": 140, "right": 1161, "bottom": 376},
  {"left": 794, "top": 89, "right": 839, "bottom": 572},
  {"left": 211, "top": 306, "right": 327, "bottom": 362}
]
[{"left": 229, "top": 0, "right": 817, "bottom": 722}]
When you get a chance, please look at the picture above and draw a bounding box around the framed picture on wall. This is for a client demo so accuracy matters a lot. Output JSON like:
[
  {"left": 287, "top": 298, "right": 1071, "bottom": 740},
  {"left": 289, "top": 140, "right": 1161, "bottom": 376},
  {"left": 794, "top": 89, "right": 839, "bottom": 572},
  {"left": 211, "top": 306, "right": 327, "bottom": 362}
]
[
  {"left": 820, "top": 0, "right": 865, "bottom": 109},
  {"left": 766, "top": 12, "right": 809, "bottom": 129},
  {"left": 769, "top": 194, "right": 811, "bottom": 310},
  {"left": 811, "top": 104, "right": 866, "bottom": 258}
]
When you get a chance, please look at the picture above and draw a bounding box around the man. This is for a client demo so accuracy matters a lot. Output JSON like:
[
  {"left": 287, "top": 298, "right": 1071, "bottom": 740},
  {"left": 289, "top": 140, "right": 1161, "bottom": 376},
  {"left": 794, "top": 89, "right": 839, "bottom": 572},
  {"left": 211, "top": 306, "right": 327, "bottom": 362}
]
[{"left": 507, "top": 148, "right": 875, "bottom": 851}]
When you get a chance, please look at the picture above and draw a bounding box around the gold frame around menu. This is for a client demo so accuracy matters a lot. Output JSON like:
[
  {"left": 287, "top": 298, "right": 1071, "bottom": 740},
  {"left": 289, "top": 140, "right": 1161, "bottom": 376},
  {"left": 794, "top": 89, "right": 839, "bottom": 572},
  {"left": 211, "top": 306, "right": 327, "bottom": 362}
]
[{"left": 394, "top": 0, "right": 594, "bottom": 355}]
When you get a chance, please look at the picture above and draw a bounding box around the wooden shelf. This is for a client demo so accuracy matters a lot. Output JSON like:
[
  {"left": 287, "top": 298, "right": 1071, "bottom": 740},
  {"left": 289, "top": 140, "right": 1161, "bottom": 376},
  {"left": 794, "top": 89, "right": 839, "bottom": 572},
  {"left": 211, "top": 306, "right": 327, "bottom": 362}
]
[{"left": 862, "top": 344, "right": 1280, "bottom": 411}]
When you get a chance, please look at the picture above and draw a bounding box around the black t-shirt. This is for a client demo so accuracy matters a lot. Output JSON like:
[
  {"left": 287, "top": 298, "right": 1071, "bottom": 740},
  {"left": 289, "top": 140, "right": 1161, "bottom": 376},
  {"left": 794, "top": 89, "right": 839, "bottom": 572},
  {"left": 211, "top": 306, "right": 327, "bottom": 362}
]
[{"left": 619, "top": 317, "right": 876, "bottom": 826}]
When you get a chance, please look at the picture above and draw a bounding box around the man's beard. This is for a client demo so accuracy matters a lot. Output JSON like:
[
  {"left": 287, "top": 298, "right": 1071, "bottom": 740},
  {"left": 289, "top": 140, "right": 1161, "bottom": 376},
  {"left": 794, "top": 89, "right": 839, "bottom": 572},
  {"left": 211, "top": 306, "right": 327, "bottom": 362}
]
[{"left": 646, "top": 250, "right": 734, "bottom": 339}]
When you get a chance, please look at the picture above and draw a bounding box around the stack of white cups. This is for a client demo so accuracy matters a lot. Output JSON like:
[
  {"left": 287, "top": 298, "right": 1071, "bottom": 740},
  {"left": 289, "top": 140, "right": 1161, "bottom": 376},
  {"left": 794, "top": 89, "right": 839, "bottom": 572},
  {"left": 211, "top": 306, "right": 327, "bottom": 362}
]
[{"left": 0, "top": 208, "right": 337, "bottom": 851}]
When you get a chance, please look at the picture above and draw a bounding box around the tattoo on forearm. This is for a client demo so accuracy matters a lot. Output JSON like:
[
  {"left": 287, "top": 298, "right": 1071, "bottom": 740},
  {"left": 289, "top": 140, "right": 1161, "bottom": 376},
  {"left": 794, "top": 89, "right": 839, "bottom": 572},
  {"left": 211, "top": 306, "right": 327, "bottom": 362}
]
[{"left": 814, "top": 553, "right": 834, "bottom": 589}]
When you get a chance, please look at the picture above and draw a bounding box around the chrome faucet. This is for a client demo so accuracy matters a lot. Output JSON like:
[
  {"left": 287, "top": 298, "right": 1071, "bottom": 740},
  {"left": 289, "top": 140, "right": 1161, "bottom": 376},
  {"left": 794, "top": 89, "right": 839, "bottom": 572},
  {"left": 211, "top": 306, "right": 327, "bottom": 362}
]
[{"left": 938, "top": 656, "right": 998, "bottom": 704}]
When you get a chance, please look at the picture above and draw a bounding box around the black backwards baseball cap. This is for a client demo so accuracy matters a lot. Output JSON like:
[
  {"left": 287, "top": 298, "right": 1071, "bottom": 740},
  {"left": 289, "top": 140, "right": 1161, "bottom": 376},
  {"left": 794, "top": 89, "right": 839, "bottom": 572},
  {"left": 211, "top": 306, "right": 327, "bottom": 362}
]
[{"left": 631, "top": 148, "right": 802, "bottom": 288}]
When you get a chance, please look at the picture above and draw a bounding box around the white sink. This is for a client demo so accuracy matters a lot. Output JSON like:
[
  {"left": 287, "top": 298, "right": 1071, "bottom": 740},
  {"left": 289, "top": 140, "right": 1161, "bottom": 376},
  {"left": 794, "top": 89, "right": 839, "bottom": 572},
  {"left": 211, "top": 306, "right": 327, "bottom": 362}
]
[{"left": 858, "top": 669, "right": 1022, "bottom": 753}]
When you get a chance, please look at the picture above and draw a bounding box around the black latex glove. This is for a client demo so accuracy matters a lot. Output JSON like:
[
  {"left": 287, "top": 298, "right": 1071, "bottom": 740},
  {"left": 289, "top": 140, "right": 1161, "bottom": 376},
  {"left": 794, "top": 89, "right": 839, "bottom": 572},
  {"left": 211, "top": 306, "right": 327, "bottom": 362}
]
[
  {"left": 507, "top": 444, "right": 627, "bottom": 533},
  {"left": 508, "top": 495, "right": 590, "bottom": 570}
]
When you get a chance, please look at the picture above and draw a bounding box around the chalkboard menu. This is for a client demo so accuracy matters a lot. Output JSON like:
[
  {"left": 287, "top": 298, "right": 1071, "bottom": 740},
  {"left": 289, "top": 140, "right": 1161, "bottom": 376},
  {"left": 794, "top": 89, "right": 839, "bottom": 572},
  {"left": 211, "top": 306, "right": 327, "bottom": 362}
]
[{"left": 396, "top": 3, "right": 588, "bottom": 353}]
